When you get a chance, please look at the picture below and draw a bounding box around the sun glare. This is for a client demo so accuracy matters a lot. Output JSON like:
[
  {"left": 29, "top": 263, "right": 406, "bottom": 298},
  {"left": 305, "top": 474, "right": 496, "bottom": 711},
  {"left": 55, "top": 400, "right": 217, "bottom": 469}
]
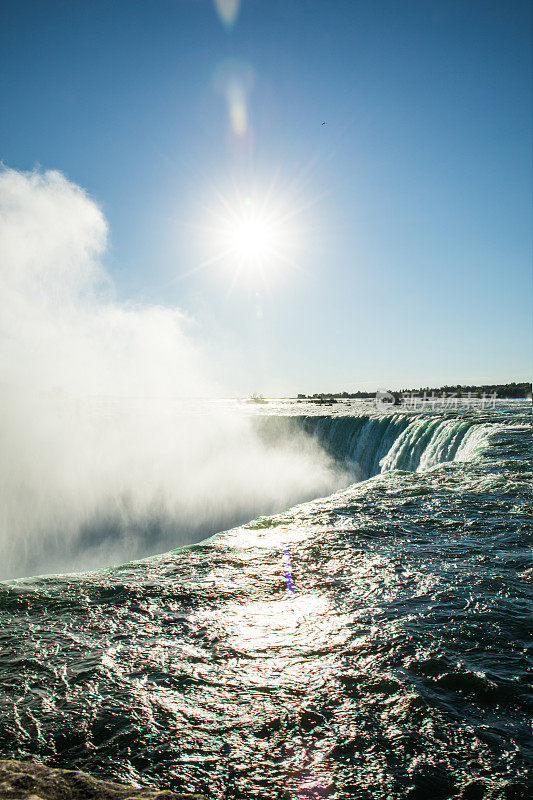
[
  {"left": 203, "top": 190, "right": 301, "bottom": 286},
  {"left": 181, "top": 177, "right": 314, "bottom": 291},
  {"left": 229, "top": 216, "right": 275, "bottom": 264}
]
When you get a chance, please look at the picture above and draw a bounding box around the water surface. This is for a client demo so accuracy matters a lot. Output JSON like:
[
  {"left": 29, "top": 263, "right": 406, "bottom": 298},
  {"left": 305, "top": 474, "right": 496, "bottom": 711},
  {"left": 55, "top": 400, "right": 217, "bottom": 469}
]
[{"left": 0, "top": 401, "right": 531, "bottom": 799}]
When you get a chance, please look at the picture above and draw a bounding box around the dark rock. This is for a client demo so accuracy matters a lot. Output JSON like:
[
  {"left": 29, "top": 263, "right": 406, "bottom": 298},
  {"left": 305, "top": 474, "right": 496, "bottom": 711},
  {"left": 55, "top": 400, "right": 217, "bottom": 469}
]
[{"left": 0, "top": 760, "right": 206, "bottom": 800}]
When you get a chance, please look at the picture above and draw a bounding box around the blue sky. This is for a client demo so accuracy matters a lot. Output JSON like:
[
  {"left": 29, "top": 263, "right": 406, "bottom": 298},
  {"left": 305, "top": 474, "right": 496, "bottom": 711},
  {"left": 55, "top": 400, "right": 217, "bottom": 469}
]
[{"left": 1, "top": 0, "right": 531, "bottom": 394}]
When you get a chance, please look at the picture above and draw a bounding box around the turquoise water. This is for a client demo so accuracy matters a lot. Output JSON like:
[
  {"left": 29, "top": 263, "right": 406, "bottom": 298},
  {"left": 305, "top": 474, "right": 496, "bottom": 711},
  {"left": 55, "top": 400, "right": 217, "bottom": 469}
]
[{"left": 0, "top": 402, "right": 531, "bottom": 799}]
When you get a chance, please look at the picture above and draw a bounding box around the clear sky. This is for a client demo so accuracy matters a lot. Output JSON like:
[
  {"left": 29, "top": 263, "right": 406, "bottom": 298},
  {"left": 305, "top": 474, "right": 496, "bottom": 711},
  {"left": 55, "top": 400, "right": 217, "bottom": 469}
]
[{"left": 1, "top": 0, "right": 531, "bottom": 395}]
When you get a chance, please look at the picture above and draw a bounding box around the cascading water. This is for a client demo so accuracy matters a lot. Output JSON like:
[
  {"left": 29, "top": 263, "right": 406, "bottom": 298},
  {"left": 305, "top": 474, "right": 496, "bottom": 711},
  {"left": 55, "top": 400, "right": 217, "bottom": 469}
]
[{"left": 260, "top": 412, "right": 493, "bottom": 482}]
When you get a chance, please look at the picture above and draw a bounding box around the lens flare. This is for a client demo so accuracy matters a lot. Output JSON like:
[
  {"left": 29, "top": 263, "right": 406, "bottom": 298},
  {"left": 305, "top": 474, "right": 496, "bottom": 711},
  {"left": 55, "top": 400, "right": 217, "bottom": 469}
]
[
  {"left": 282, "top": 547, "right": 294, "bottom": 596},
  {"left": 214, "top": 59, "right": 254, "bottom": 138},
  {"left": 213, "top": 0, "right": 241, "bottom": 29}
]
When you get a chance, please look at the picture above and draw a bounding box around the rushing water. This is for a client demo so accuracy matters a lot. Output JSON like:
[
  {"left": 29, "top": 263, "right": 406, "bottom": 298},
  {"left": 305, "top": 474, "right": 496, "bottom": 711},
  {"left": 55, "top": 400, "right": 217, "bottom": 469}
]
[{"left": 0, "top": 401, "right": 531, "bottom": 800}]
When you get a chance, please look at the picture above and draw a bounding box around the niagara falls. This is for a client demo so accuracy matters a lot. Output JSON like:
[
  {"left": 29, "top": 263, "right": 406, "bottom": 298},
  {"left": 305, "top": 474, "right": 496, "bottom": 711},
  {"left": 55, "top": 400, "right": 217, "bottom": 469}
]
[{"left": 0, "top": 2, "right": 531, "bottom": 800}]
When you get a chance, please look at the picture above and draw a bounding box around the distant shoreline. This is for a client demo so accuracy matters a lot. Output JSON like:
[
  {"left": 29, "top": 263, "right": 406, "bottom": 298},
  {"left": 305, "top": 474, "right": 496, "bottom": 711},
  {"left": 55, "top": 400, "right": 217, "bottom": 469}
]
[{"left": 295, "top": 382, "right": 532, "bottom": 401}]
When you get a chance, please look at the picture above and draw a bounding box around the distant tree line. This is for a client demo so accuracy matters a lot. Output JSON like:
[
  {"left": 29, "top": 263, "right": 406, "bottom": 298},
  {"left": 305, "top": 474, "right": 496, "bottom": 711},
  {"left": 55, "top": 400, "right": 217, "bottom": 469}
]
[
  {"left": 297, "top": 382, "right": 532, "bottom": 401},
  {"left": 396, "top": 382, "right": 532, "bottom": 399}
]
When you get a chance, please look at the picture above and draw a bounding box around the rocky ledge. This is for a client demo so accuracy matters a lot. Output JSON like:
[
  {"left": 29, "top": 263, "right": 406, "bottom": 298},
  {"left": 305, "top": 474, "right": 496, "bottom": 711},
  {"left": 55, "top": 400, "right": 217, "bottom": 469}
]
[{"left": 0, "top": 760, "right": 206, "bottom": 800}]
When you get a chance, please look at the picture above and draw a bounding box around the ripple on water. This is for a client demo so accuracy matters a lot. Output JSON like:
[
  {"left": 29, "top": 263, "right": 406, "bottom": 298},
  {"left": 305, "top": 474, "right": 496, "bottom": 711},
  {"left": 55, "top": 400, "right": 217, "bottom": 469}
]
[{"left": 0, "top": 411, "right": 531, "bottom": 799}]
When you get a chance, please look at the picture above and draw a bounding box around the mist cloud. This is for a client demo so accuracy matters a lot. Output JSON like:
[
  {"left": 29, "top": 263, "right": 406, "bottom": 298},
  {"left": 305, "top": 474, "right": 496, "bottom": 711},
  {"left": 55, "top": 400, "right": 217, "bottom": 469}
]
[{"left": 0, "top": 167, "right": 208, "bottom": 398}]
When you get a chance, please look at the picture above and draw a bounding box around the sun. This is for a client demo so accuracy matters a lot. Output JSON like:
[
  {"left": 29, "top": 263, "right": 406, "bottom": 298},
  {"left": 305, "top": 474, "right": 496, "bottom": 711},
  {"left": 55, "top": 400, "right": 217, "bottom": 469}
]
[
  {"left": 230, "top": 218, "right": 272, "bottom": 261},
  {"left": 202, "top": 192, "right": 299, "bottom": 286},
  {"left": 180, "top": 177, "right": 312, "bottom": 290}
]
